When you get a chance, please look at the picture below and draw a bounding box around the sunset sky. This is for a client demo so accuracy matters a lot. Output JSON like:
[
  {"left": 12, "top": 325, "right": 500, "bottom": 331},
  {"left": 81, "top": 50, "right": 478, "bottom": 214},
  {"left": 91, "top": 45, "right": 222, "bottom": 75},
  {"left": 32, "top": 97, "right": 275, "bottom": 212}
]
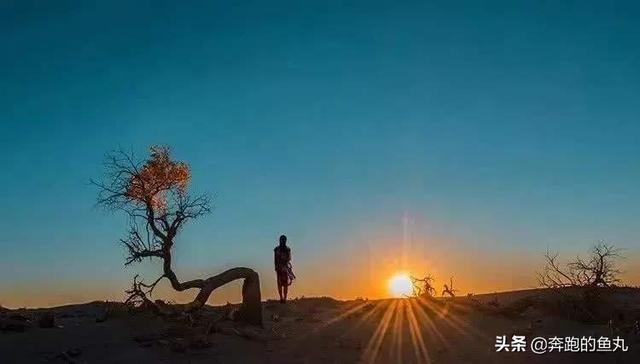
[{"left": 1, "top": 1, "right": 639, "bottom": 308}]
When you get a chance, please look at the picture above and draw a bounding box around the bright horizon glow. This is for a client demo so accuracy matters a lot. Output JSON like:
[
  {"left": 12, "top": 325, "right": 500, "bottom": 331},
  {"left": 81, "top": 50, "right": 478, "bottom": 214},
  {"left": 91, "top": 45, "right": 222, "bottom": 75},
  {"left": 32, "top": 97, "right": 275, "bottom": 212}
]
[{"left": 388, "top": 273, "right": 413, "bottom": 298}]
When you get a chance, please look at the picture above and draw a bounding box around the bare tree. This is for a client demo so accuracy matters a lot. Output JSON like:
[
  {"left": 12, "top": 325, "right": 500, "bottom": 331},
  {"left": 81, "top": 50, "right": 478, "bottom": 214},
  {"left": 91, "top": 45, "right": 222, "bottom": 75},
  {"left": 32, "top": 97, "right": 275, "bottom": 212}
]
[
  {"left": 537, "top": 241, "right": 623, "bottom": 289},
  {"left": 441, "top": 277, "right": 458, "bottom": 297},
  {"left": 92, "top": 146, "right": 262, "bottom": 325},
  {"left": 410, "top": 274, "right": 435, "bottom": 297}
]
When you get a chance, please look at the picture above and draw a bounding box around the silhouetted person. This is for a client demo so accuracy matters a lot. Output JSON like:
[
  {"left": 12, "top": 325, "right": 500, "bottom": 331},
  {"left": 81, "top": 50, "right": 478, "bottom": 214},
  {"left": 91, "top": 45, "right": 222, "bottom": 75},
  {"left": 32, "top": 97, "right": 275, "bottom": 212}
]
[{"left": 274, "top": 234, "right": 295, "bottom": 303}]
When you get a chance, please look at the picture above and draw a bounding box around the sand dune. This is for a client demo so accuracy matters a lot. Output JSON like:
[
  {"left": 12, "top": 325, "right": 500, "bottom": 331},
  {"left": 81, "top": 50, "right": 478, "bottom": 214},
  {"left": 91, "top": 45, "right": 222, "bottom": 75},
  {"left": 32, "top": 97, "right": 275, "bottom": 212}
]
[{"left": 1, "top": 288, "right": 639, "bottom": 363}]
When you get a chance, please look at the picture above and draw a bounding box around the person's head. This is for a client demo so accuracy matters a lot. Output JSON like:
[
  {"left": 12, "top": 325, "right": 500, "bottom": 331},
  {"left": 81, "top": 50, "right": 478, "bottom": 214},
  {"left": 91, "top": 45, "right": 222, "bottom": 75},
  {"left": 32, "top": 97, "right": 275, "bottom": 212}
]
[{"left": 279, "top": 234, "right": 287, "bottom": 247}]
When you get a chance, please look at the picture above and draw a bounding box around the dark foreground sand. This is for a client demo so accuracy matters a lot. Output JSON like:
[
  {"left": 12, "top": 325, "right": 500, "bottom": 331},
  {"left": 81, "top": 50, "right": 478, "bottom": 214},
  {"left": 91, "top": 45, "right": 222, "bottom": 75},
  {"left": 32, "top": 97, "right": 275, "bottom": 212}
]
[{"left": 2, "top": 288, "right": 640, "bottom": 363}]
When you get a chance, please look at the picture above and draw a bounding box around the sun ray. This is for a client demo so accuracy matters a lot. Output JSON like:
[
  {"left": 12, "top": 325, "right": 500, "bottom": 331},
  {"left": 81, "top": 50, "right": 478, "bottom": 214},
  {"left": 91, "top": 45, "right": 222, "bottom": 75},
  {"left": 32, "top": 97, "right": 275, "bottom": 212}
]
[
  {"left": 362, "top": 300, "right": 397, "bottom": 363},
  {"left": 391, "top": 299, "right": 405, "bottom": 363},
  {"left": 418, "top": 297, "right": 486, "bottom": 340},
  {"left": 291, "top": 300, "right": 384, "bottom": 345},
  {"left": 314, "top": 300, "right": 373, "bottom": 332},
  {"left": 405, "top": 299, "right": 431, "bottom": 363},
  {"left": 409, "top": 298, "right": 452, "bottom": 352},
  {"left": 342, "top": 299, "right": 388, "bottom": 336}
]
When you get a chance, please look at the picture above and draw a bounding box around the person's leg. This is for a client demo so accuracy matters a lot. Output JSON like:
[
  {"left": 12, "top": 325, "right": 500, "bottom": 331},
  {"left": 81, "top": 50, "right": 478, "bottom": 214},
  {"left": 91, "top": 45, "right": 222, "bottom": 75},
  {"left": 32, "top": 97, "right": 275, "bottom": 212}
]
[
  {"left": 277, "top": 278, "right": 283, "bottom": 302},
  {"left": 283, "top": 283, "right": 288, "bottom": 302}
]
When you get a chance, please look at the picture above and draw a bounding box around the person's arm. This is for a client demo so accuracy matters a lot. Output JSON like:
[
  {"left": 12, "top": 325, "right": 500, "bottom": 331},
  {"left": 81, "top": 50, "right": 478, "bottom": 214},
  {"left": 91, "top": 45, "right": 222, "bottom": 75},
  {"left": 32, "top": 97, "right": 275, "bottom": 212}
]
[
  {"left": 287, "top": 249, "right": 292, "bottom": 263},
  {"left": 274, "top": 249, "right": 278, "bottom": 269}
]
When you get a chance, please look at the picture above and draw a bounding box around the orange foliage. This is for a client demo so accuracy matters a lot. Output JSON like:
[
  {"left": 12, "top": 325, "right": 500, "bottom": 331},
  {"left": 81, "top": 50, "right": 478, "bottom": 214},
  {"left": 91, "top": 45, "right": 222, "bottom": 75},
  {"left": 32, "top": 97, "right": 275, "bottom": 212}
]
[{"left": 125, "top": 146, "right": 190, "bottom": 210}]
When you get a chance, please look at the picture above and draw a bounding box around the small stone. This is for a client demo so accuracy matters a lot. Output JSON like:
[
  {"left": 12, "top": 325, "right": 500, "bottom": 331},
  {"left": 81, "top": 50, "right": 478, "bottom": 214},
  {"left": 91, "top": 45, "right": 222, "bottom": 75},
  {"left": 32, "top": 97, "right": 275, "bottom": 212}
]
[
  {"left": 227, "top": 308, "right": 241, "bottom": 321},
  {"left": 65, "top": 348, "right": 82, "bottom": 358}
]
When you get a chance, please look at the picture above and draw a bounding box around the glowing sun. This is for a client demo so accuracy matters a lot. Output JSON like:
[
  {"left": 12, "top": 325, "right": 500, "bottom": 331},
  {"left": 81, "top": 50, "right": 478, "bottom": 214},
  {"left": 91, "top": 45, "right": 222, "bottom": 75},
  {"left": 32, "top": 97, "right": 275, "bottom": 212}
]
[{"left": 388, "top": 273, "right": 413, "bottom": 297}]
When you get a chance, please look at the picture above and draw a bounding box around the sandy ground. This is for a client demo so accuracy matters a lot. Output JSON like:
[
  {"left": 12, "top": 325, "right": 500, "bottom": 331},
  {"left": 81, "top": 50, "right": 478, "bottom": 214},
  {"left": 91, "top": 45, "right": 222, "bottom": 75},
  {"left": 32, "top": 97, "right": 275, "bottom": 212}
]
[{"left": 1, "top": 289, "right": 640, "bottom": 363}]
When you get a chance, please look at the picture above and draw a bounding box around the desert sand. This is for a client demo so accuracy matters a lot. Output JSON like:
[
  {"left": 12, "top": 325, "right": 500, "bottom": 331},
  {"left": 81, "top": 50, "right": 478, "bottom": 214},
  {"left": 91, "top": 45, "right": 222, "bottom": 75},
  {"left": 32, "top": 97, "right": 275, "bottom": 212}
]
[{"left": 2, "top": 288, "right": 639, "bottom": 363}]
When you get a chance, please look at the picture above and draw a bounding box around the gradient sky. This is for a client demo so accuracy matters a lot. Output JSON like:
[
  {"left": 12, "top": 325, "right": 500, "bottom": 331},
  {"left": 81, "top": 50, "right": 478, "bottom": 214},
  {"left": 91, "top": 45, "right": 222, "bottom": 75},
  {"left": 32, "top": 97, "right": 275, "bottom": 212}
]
[{"left": 1, "top": 1, "right": 639, "bottom": 307}]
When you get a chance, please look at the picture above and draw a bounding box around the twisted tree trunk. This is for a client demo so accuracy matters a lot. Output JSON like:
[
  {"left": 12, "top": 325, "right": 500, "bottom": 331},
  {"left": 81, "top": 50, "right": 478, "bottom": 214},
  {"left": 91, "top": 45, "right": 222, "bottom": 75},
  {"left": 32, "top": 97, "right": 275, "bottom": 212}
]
[
  {"left": 159, "top": 249, "right": 262, "bottom": 325},
  {"left": 180, "top": 267, "right": 262, "bottom": 326}
]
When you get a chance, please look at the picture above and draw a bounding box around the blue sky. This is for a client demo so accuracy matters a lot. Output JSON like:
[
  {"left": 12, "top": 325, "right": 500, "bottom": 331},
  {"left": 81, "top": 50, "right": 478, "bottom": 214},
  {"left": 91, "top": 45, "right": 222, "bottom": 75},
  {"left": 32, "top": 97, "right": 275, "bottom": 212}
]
[{"left": 1, "top": 1, "right": 639, "bottom": 306}]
